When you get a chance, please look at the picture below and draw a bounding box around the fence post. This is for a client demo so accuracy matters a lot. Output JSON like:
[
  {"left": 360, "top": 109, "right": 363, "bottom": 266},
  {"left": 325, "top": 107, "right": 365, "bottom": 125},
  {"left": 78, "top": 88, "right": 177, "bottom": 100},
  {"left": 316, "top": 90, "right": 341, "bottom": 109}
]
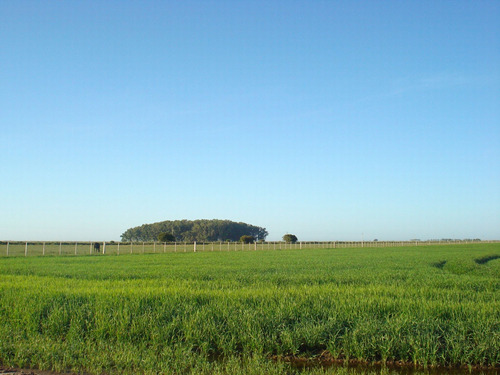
[
  {"left": 90, "top": 242, "right": 92, "bottom": 255},
  {"left": 118, "top": 242, "right": 120, "bottom": 255},
  {"left": 25, "top": 242, "right": 28, "bottom": 257},
  {"left": 43, "top": 242, "right": 45, "bottom": 256},
  {"left": 154, "top": 242, "right": 156, "bottom": 253},
  {"left": 131, "top": 242, "right": 133, "bottom": 254},
  {"left": 75, "top": 242, "right": 78, "bottom": 255},
  {"left": 184, "top": 242, "right": 186, "bottom": 252},
  {"left": 59, "top": 242, "right": 62, "bottom": 255},
  {"left": 142, "top": 242, "right": 145, "bottom": 254},
  {"left": 194, "top": 241, "right": 197, "bottom": 252},
  {"left": 103, "top": 242, "right": 106, "bottom": 254}
]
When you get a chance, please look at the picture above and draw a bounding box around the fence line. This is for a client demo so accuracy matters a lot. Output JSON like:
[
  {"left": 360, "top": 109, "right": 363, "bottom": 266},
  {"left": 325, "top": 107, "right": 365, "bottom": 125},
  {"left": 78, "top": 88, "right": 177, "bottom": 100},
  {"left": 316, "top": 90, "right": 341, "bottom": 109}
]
[{"left": 0, "top": 240, "right": 496, "bottom": 257}]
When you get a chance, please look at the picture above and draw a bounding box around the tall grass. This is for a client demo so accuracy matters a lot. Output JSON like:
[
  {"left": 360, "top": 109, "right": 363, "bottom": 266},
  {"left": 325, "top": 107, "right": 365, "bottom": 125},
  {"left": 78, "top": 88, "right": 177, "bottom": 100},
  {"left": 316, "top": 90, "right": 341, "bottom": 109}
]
[{"left": 0, "top": 244, "right": 498, "bottom": 374}]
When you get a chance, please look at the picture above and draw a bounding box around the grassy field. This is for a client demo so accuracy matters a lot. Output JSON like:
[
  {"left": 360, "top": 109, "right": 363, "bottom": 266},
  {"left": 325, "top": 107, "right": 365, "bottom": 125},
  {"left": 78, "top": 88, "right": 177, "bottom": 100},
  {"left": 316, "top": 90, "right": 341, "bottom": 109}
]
[
  {"left": 0, "top": 240, "right": 484, "bottom": 257},
  {"left": 0, "top": 244, "right": 498, "bottom": 374}
]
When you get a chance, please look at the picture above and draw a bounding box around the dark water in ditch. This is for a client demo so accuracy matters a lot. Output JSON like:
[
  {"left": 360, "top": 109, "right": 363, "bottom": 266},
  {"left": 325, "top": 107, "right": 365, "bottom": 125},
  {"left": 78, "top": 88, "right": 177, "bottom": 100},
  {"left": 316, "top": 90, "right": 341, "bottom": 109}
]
[{"left": 286, "top": 359, "right": 499, "bottom": 375}]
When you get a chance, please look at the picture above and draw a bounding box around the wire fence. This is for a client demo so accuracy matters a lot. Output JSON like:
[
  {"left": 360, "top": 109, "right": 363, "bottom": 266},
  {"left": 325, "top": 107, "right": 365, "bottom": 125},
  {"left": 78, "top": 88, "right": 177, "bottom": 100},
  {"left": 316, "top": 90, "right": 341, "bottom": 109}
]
[{"left": 0, "top": 240, "right": 495, "bottom": 257}]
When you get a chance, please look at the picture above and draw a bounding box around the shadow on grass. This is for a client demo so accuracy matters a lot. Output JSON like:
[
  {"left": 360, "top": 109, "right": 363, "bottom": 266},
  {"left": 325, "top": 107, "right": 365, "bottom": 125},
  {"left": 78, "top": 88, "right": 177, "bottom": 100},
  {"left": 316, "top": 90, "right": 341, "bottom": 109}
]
[
  {"left": 432, "top": 260, "right": 447, "bottom": 269},
  {"left": 474, "top": 255, "right": 500, "bottom": 265}
]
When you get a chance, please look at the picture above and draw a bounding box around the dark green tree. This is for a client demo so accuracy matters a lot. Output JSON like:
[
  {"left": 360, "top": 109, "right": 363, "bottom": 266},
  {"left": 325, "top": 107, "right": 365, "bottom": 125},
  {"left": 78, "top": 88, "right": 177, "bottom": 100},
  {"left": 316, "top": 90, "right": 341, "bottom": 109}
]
[
  {"left": 240, "top": 235, "right": 255, "bottom": 244},
  {"left": 283, "top": 234, "right": 298, "bottom": 244},
  {"left": 121, "top": 219, "right": 268, "bottom": 242},
  {"left": 158, "top": 232, "right": 175, "bottom": 242}
]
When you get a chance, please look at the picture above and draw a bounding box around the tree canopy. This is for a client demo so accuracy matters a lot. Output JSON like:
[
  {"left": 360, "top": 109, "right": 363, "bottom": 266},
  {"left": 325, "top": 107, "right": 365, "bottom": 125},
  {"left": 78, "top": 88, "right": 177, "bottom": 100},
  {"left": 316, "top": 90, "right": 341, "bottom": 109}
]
[
  {"left": 121, "top": 219, "right": 268, "bottom": 242},
  {"left": 158, "top": 232, "right": 176, "bottom": 242},
  {"left": 282, "top": 234, "right": 298, "bottom": 243},
  {"left": 239, "top": 235, "right": 255, "bottom": 244}
]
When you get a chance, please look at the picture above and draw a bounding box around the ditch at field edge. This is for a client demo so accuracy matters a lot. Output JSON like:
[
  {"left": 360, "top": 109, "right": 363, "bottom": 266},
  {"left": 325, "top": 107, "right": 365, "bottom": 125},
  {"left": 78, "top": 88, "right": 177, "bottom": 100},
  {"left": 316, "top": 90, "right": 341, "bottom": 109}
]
[
  {"left": 2, "top": 357, "right": 499, "bottom": 375},
  {"left": 279, "top": 354, "right": 499, "bottom": 375}
]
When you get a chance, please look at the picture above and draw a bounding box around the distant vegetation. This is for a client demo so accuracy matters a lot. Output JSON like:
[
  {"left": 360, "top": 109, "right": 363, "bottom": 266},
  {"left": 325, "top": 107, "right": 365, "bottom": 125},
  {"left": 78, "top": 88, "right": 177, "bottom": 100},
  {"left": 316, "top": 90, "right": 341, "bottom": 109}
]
[
  {"left": 157, "top": 232, "right": 175, "bottom": 242},
  {"left": 121, "top": 219, "right": 268, "bottom": 242},
  {"left": 282, "top": 234, "right": 298, "bottom": 243},
  {"left": 239, "top": 235, "right": 255, "bottom": 244}
]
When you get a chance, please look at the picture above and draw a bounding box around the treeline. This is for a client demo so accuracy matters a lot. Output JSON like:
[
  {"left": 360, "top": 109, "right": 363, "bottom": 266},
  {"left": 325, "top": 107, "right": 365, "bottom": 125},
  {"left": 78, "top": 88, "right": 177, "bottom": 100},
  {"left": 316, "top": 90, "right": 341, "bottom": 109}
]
[
  {"left": 120, "top": 219, "right": 268, "bottom": 242},
  {"left": 424, "top": 238, "right": 482, "bottom": 242}
]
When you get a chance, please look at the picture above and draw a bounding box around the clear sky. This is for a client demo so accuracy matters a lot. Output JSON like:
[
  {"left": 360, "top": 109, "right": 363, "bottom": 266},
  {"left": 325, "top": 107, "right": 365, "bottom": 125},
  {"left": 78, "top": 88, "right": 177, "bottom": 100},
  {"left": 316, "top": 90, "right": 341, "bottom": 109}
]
[{"left": 1, "top": 1, "right": 499, "bottom": 241}]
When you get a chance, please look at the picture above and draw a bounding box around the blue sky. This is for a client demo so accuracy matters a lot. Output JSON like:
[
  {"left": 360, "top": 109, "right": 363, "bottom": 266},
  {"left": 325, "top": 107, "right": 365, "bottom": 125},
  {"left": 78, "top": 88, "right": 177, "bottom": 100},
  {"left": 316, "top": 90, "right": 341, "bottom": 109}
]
[{"left": 1, "top": 1, "right": 499, "bottom": 241}]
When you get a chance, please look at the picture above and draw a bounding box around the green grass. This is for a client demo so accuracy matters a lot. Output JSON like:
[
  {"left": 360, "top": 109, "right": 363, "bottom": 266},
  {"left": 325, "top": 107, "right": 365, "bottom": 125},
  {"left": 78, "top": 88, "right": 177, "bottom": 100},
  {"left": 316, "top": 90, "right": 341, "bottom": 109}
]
[{"left": 0, "top": 244, "right": 499, "bottom": 374}]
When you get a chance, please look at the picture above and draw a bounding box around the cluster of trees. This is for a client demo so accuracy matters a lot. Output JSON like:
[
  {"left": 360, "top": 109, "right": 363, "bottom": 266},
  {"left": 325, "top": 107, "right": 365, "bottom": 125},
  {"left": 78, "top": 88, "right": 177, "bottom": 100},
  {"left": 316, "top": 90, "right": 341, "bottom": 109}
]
[
  {"left": 282, "top": 234, "right": 298, "bottom": 243},
  {"left": 422, "top": 238, "right": 482, "bottom": 242},
  {"left": 121, "top": 219, "right": 268, "bottom": 242},
  {"left": 239, "top": 235, "right": 255, "bottom": 244},
  {"left": 236, "top": 234, "right": 298, "bottom": 244}
]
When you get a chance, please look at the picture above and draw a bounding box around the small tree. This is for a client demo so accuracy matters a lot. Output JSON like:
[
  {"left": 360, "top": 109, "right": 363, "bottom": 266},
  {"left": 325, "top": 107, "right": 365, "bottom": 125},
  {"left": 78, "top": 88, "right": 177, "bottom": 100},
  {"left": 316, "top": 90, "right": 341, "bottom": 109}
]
[
  {"left": 240, "top": 235, "right": 255, "bottom": 244},
  {"left": 158, "top": 232, "right": 175, "bottom": 242},
  {"left": 283, "top": 234, "right": 298, "bottom": 244}
]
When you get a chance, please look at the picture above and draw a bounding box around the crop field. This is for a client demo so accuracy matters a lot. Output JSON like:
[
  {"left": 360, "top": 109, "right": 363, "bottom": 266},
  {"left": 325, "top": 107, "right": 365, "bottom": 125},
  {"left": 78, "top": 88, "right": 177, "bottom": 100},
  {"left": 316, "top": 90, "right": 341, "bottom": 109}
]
[{"left": 0, "top": 244, "right": 499, "bottom": 374}]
